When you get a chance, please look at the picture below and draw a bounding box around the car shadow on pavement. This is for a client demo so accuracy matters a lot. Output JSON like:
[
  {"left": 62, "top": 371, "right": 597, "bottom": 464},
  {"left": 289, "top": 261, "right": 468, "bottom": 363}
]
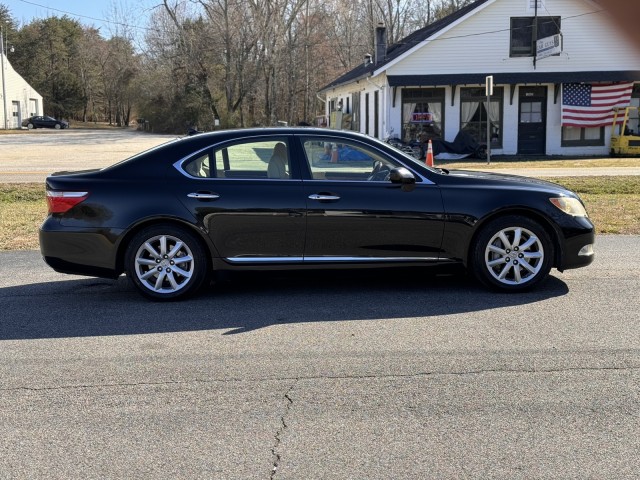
[{"left": 0, "top": 268, "right": 569, "bottom": 340}]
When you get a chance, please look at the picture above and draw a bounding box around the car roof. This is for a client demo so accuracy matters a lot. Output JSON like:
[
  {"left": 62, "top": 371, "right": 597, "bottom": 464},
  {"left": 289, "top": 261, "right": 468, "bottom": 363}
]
[{"left": 177, "top": 127, "right": 378, "bottom": 145}]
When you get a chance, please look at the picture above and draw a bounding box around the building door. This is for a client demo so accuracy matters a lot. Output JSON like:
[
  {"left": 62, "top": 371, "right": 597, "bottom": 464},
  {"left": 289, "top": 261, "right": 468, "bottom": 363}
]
[
  {"left": 518, "top": 86, "right": 547, "bottom": 155},
  {"left": 29, "top": 98, "right": 38, "bottom": 117},
  {"left": 11, "top": 102, "right": 21, "bottom": 129}
]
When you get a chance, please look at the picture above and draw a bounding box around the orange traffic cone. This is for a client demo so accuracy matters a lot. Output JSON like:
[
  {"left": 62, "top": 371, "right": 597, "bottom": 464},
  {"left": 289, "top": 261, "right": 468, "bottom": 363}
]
[{"left": 426, "top": 139, "right": 434, "bottom": 167}]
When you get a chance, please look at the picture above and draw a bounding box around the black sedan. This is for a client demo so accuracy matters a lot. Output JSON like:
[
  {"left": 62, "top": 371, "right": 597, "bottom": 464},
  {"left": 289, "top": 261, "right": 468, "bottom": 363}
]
[
  {"left": 22, "top": 115, "right": 69, "bottom": 130},
  {"left": 40, "top": 127, "right": 595, "bottom": 300}
]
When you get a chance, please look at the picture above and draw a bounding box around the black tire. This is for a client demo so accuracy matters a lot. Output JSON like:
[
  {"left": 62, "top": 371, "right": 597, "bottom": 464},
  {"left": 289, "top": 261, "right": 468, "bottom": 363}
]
[
  {"left": 27, "top": 123, "right": 34, "bottom": 129},
  {"left": 125, "top": 224, "right": 209, "bottom": 301},
  {"left": 470, "top": 215, "right": 553, "bottom": 292},
  {"left": 54, "top": 123, "right": 61, "bottom": 129}
]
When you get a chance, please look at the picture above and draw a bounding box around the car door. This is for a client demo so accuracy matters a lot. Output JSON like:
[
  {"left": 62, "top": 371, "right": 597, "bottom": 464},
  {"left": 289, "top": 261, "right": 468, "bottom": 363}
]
[
  {"left": 175, "top": 135, "right": 306, "bottom": 263},
  {"left": 41, "top": 116, "right": 56, "bottom": 128},
  {"left": 295, "top": 134, "right": 445, "bottom": 263}
]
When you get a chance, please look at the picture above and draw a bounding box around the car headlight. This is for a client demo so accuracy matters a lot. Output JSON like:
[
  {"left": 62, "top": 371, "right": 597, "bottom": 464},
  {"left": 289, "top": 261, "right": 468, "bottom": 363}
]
[{"left": 549, "top": 197, "right": 588, "bottom": 217}]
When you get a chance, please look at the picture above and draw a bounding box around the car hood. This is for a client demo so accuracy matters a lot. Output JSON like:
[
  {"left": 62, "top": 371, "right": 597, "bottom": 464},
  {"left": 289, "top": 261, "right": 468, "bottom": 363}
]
[{"left": 443, "top": 168, "right": 576, "bottom": 196}]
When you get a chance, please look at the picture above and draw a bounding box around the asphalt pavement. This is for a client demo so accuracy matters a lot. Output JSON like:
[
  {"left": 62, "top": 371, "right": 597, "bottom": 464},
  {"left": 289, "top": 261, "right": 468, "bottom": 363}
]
[
  {"left": 0, "top": 236, "right": 639, "bottom": 478},
  {"left": 1, "top": 129, "right": 638, "bottom": 477}
]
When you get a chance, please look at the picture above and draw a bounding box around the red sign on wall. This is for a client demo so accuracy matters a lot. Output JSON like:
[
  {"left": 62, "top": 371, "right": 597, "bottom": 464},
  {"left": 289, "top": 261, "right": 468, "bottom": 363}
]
[{"left": 410, "top": 112, "right": 433, "bottom": 123}]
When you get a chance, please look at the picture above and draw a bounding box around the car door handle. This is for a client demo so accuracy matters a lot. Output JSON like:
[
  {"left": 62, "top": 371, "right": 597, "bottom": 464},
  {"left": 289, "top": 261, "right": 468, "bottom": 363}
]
[
  {"left": 187, "top": 192, "right": 220, "bottom": 200},
  {"left": 308, "top": 194, "right": 341, "bottom": 201}
]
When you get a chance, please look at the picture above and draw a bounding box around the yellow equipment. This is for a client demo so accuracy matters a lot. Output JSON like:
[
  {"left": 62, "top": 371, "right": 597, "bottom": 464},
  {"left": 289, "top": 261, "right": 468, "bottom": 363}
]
[{"left": 610, "top": 106, "right": 640, "bottom": 156}]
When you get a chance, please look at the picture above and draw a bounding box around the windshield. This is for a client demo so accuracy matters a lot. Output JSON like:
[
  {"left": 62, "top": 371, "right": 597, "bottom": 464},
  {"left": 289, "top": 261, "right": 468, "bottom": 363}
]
[{"left": 383, "top": 140, "right": 442, "bottom": 174}]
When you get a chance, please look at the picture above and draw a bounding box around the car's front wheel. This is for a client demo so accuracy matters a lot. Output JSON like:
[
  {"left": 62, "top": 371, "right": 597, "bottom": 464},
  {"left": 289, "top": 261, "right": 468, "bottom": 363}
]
[
  {"left": 27, "top": 123, "right": 34, "bottom": 129},
  {"left": 54, "top": 123, "right": 61, "bottom": 129},
  {"left": 471, "top": 215, "right": 553, "bottom": 291},
  {"left": 125, "top": 225, "right": 209, "bottom": 301}
]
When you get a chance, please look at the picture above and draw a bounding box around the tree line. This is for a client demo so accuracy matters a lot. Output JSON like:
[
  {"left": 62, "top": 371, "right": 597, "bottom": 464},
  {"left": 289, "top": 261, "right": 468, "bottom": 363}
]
[{"left": 1, "top": 0, "right": 473, "bottom": 133}]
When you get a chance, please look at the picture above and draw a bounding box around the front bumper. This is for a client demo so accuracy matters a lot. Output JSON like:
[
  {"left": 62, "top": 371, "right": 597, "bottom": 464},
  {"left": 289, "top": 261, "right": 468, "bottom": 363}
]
[{"left": 557, "top": 216, "right": 596, "bottom": 271}]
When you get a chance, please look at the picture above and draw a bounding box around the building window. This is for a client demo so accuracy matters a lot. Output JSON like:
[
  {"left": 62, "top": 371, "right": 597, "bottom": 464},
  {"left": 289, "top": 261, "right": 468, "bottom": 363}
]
[
  {"left": 460, "top": 87, "right": 503, "bottom": 148},
  {"left": 561, "top": 126, "right": 604, "bottom": 147},
  {"left": 351, "top": 92, "right": 360, "bottom": 132},
  {"left": 29, "top": 99, "right": 38, "bottom": 117},
  {"left": 510, "top": 17, "right": 560, "bottom": 57},
  {"left": 401, "top": 88, "right": 445, "bottom": 144},
  {"left": 627, "top": 83, "right": 640, "bottom": 135}
]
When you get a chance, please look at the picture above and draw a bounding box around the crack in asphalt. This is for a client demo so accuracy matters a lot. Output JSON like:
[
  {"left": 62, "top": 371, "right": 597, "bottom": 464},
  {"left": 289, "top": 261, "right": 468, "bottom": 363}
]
[
  {"left": 2, "top": 365, "right": 639, "bottom": 393},
  {"left": 270, "top": 381, "right": 296, "bottom": 480}
]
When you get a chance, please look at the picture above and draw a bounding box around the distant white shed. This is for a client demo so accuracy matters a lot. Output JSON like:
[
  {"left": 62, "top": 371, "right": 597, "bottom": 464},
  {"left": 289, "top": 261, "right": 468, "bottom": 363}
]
[{"left": 1, "top": 54, "right": 43, "bottom": 129}]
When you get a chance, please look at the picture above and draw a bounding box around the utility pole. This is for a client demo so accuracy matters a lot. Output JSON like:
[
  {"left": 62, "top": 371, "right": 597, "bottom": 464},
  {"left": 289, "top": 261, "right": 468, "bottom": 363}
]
[
  {"left": 533, "top": 0, "right": 538, "bottom": 69},
  {"left": 1, "top": 27, "right": 8, "bottom": 129}
]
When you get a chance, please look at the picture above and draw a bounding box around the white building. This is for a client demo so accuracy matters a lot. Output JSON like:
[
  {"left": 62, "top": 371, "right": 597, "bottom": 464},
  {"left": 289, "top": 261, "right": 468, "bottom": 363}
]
[
  {"left": 320, "top": 0, "right": 640, "bottom": 156},
  {"left": 1, "top": 53, "right": 43, "bottom": 129}
]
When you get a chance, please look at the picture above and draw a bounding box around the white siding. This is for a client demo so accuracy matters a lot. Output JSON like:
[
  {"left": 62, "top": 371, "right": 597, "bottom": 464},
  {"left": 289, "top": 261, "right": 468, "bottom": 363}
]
[
  {"left": 0, "top": 57, "right": 43, "bottom": 129},
  {"left": 389, "top": 0, "right": 640, "bottom": 76},
  {"left": 323, "top": 0, "right": 639, "bottom": 155},
  {"left": 325, "top": 76, "right": 393, "bottom": 138}
]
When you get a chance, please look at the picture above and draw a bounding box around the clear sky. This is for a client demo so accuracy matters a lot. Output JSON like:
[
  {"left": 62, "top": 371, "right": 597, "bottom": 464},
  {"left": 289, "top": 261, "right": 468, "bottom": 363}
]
[{"left": 6, "top": 0, "right": 160, "bottom": 37}]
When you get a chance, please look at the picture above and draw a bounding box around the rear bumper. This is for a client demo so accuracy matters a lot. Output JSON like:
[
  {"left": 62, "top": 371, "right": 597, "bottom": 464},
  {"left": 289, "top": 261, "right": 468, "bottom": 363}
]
[{"left": 39, "top": 221, "right": 122, "bottom": 279}]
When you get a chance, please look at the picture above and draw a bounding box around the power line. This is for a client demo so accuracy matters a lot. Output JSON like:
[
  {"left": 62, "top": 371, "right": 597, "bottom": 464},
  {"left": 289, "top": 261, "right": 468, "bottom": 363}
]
[
  {"left": 17, "top": 0, "right": 160, "bottom": 32},
  {"left": 14, "top": 0, "right": 605, "bottom": 48}
]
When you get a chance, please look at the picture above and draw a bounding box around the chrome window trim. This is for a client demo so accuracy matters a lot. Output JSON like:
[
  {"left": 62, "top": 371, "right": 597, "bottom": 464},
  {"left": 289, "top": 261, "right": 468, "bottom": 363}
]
[
  {"left": 173, "top": 145, "right": 214, "bottom": 179},
  {"left": 173, "top": 134, "right": 291, "bottom": 180},
  {"left": 172, "top": 132, "right": 435, "bottom": 185},
  {"left": 294, "top": 133, "right": 434, "bottom": 185}
]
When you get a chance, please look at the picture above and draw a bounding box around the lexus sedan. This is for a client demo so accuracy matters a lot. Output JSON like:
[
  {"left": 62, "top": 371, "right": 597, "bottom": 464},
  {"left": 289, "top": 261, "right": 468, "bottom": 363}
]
[
  {"left": 23, "top": 115, "right": 69, "bottom": 130},
  {"left": 40, "top": 127, "right": 595, "bottom": 300}
]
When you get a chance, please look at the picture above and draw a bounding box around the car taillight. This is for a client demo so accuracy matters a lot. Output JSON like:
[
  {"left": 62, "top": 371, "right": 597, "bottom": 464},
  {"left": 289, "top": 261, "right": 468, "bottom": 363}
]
[{"left": 46, "top": 191, "right": 89, "bottom": 213}]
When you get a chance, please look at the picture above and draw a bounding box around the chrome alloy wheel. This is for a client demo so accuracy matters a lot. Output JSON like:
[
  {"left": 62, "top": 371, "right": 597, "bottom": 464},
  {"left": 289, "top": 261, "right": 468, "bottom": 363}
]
[
  {"left": 484, "top": 226, "right": 544, "bottom": 285},
  {"left": 134, "top": 234, "right": 195, "bottom": 294}
]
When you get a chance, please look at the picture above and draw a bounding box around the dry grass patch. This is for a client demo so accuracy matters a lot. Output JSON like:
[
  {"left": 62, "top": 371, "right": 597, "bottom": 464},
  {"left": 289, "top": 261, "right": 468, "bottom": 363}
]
[
  {"left": 0, "top": 184, "right": 46, "bottom": 250},
  {"left": 543, "top": 176, "right": 640, "bottom": 234},
  {"left": 577, "top": 194, "right": 640, "bottom": 234},
  {"left": 1, "top": 177, "right": 638, "bottom": 250},
  {"left": 442, "top": 157, "right": 640, "bottom": 169}
]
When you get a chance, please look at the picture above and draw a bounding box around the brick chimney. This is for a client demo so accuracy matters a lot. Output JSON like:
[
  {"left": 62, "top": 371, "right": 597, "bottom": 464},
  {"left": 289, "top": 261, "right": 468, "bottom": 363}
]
[{"left": 375, "top": 23, "right": 387, "bottom": 65}]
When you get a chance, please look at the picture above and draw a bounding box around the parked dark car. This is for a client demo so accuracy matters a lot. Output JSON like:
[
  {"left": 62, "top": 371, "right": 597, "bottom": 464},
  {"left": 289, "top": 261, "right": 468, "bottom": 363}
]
[
  {"left": 40, "top": 127, "right": 595, "bottom": 300},
  {"left": 22, "top": 115, "right": 69, "bottom": 130}
]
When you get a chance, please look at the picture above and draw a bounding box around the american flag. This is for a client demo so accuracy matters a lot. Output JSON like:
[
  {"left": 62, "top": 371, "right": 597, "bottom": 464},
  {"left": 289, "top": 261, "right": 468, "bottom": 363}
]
[{"left": 561, "top": 82, "right": 633, "bottom": 127}]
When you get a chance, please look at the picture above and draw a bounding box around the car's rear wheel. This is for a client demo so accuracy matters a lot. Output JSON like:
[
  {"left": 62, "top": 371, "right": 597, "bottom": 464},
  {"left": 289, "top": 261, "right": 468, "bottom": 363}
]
[
  {"left": 471, "top": 215, "right": 553, "bottom": 291},
  {"left": 125, "top": 225, "right": 209, "bottom": 301}
]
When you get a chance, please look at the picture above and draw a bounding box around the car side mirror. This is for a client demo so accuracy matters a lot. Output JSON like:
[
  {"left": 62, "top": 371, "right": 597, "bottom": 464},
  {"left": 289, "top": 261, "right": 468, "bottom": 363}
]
[{"left": 389, "top": 167, "right": 416, "bottom": 192}]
